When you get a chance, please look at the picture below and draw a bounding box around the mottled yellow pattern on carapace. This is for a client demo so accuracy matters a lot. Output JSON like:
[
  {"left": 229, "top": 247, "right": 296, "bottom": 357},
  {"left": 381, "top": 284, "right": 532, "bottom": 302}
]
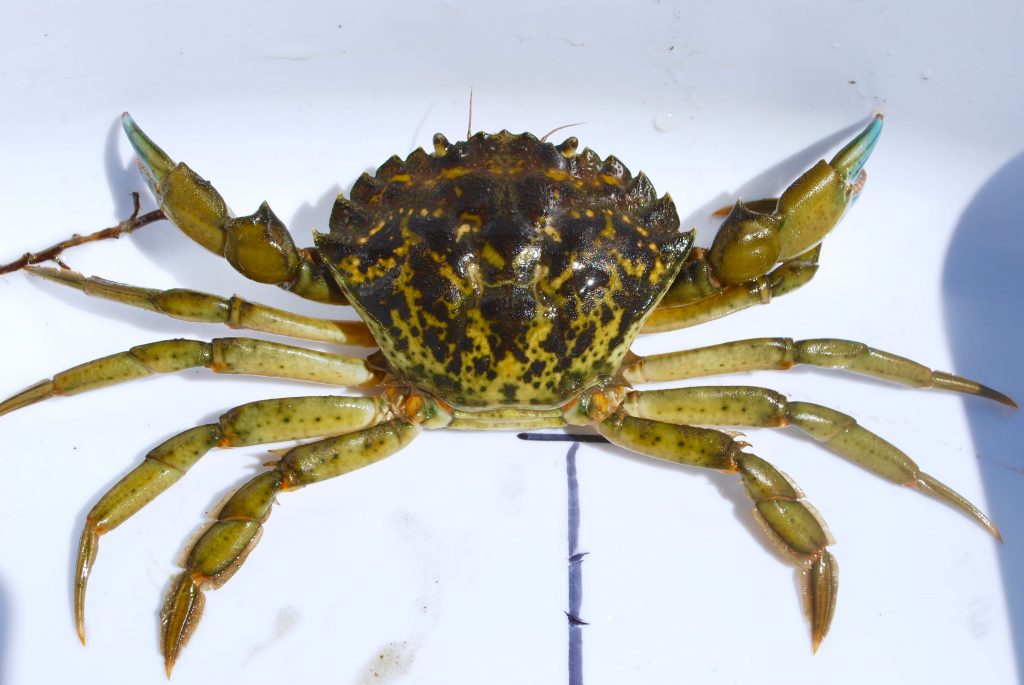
[{"left": 317, "top": 131, "right": 692, "bottom": 409}]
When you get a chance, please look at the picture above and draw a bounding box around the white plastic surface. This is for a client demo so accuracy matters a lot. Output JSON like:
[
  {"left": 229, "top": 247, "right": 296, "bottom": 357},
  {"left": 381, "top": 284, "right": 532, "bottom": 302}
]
[{"left": 1, "top": 2, "right": 1022, "bottom": 684}]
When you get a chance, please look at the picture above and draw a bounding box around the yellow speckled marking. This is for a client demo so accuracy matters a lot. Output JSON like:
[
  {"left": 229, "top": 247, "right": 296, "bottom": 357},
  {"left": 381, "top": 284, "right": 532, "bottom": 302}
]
[{"left": 318, "top": 130, "right": 690, "bottom": 408}]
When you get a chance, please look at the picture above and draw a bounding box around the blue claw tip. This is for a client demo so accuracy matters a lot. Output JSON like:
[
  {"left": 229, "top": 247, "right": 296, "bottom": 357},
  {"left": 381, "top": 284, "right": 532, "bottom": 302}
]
[
  {"left": 831, "top": 113, "right": 883, "bottom": 182},
  {"left": 120, "top": 112, "right": 174, "bottom": 193},
  {"left": 120, "top": 112, "right": 143, "bottom": 150}
]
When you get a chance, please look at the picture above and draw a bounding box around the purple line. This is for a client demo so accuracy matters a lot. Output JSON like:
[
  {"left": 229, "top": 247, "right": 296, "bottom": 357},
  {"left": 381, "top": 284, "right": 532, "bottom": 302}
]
[
  {"left": 566, "top": 442, "right": 585, "bottom": 685},
  {"left": 517, "top": 432, "right": 608, "bottom": 443}
]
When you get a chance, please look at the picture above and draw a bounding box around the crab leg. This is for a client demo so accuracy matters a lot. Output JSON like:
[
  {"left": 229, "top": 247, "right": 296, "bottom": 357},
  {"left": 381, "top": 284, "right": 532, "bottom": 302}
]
[
  {"left": 594, "top": 413, "right": 837, "bottom": 651},
  {"left": 621, "top": 337, "right": 1015, "bottom": 406},
  {"left": 644, "top": 245, "right": 820, "bottom": 332},
  {"left": 25, "top": 266, "right": 376, "bottom": 346},
  {"left": 0, "top": 337, "right": 380, "bottom": 417},
  {"left": 621, "top": 385, "right": 1000, "bottom": 539},
  {"left": 73, "top": 395, "right": 384, "bottom": 643},
  {"left": 650, "top": 116, "right": 883, "bottom": 331},
  {"left": 161, "top": 418, "right": 420, "bottom": 675},
  {"left": 121, "top": 113, "right": 344, "bottom": 304}
]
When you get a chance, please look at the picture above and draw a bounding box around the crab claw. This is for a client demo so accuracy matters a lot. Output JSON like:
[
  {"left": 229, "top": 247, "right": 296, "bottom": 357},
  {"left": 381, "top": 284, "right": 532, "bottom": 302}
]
[
  {"left": 772, "top": 113, "right": 885, "bottom": 251},
  {"left": 707, "top": 115, "right": 884, "bottom": 286},
  {"left": 121, "top": 113, "right": 232, "bottom": 255},
  {"left": 121, "top": 113, "right": 176, "bottom": 196},
  {"left": 830, "top": 113, "right": 883, "bottom": 200}
]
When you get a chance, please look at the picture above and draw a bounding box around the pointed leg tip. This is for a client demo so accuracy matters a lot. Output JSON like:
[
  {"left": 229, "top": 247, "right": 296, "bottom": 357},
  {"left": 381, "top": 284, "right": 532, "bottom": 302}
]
[
  {"left": 931, "top": 372, "right": 1017, "bottom": 407},
  {"left": 967, "top": 378, "right": 1017, "bottom": 408},
  {"left": 76, "top": 624, "right": 87, "bottom": 646},
  {"left": 0, "top": 380, "right": 54, "bottom": 418},
  {"left": 988, "top": 390, "right": 1018, "bottom": 409},
  {"left": 915, "top": 473, "right": 1000, "bottom": 539},
  {"left": 805, "top": 550, "right": 837, "bottom": 654},
  {"left": 24, "top": 265, "right": 84, "bottom": 288},
  {"left": 161, "top": 573, "right": 205, "bottom": 677}
]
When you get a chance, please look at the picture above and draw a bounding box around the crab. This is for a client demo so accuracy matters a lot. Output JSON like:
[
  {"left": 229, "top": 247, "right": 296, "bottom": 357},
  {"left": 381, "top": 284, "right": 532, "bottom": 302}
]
[{"left": 0, "top": 113, "right": 1013, "bottom": 676}]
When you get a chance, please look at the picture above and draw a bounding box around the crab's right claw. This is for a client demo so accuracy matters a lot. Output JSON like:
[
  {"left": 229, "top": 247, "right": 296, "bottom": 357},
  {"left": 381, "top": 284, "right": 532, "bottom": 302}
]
[
  {"left": 707, "top": 115, "right": 884, "bottom": 286},
  {"left": 122, "top": 114, "right": 339, "bottom": 301},
  {"left": 830, "top": 113, "right": 883, "bottom": 195}
]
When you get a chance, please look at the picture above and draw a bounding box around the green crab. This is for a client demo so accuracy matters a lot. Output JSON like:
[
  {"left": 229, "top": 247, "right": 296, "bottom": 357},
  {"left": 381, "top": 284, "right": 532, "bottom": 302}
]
[{"left": 0, "top": 113, "right": 1011, "bottom": 675}]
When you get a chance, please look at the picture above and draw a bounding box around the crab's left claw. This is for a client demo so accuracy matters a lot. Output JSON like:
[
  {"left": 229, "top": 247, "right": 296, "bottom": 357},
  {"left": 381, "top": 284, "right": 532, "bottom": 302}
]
[
  {"left": 122, "top": 113, "right": 175, "bottom": 198},
  {"left": 706, "top": 115, "right": 883, "bottom": 287}
]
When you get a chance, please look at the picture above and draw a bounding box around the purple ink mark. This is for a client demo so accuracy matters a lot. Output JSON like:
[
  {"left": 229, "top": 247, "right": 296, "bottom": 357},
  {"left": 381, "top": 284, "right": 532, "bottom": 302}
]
[
  {"left": 516, "top": 433, "right": 608, "bottom": 443},
  {"left": 566, "top": 442, "right": 585, "bottom": 685}
]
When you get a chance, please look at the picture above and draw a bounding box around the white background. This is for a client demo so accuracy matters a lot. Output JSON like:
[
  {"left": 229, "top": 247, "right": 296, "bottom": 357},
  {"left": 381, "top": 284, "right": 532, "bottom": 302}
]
[{"left": 1, "top": 1, "right": 1022, "bottom": 684}]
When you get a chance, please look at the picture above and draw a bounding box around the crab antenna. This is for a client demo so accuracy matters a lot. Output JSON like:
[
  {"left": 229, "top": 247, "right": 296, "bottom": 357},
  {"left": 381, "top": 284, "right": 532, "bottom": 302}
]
[
  {"left": 467, "top": 86, "right": 474, "bottom": 139},
  {"left": 541, "top": 122, "right": 585, "bottom": 143}
]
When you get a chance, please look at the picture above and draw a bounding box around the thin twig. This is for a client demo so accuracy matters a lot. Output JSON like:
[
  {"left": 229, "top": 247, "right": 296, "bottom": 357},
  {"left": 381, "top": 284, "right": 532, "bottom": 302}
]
[{"left": 0, "top": 193, "right": 165, "bottom": 276}]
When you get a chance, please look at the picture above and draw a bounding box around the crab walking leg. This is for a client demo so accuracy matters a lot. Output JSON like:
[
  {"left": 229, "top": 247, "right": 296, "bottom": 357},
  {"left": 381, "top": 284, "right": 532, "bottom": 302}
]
[
  {"left": 621, "top": 386, "right": 1000, "bottom": 539},
  {"left": 121, "top": 113, "right": 344, "bottom": 304},
  {"left": 621, "top": 337, "right": 1015, "bottom": 406},
  {"left": 595, "top": 414, "right": 837, "bottom": 650},
  {"left": 25, "top": 266, "right": 376, "bottom": 346},
  {"left": 73, "top": 395, "right": 384, "bottom": 643},
  {"left": 160, "top": 418, "right": 420, "bottom": 675},
  {"left": 0, "top": 337, "right": 380, "bottom": 417}
]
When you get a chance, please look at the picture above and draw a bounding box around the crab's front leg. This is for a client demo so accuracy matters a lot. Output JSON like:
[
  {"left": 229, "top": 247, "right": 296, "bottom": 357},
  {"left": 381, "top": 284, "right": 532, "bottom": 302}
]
[
  {"left": 121, "top": 114, "right": 343, "bottom": 304},
  {"left": 26, "top": 266, "right": 376, "bottom": 346},
  {"left": 648, "top": 115, "right": 883, "bottom": 331}
]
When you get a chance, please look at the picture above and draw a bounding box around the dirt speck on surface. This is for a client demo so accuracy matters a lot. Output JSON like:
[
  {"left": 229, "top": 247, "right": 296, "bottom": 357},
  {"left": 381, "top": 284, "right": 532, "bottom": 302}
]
[{"left": 356, "top": 640, "right": 417, "bottom": 684}]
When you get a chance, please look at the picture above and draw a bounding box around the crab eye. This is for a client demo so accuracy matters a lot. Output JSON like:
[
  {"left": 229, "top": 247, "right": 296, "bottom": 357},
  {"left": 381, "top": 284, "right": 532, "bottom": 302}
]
[
  {"left": 556, "top": 136, "right": 578, "bottom": 157},
  {"left": 433, "top": 133, "right": 450, "bottom": 156}
]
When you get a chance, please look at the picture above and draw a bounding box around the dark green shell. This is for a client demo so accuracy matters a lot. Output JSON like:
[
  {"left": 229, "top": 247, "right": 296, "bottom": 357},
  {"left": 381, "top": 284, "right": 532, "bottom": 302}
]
[{"left": 316, "top": 131, "right": 692, "bottom": 409}]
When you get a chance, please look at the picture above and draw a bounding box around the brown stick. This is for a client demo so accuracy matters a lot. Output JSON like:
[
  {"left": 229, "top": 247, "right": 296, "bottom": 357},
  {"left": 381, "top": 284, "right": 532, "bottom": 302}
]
[{"left": 0, "top": 193, "right": 166, "bottom": 276}]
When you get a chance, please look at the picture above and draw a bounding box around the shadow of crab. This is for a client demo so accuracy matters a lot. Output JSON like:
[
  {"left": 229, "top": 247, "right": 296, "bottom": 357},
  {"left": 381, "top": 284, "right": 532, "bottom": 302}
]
[{"left": 943, "top": 149, "right": 1024, "bottom": 680}]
